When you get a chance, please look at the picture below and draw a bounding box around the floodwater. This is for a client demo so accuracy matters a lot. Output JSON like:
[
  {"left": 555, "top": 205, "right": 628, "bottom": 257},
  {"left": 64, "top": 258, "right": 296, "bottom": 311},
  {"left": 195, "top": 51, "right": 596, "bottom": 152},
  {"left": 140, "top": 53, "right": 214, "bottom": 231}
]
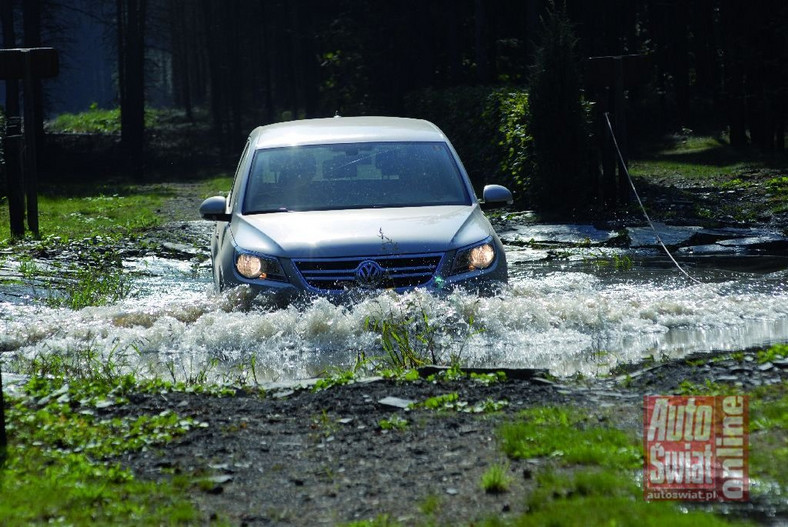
[{"left": 2, "top": 220, "right": 788, "bottom": 384}]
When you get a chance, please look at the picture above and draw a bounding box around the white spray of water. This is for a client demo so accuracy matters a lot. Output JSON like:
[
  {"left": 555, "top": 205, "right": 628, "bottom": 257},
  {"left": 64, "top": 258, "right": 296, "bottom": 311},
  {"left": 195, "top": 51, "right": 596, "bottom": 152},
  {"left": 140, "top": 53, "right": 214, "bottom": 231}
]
[{"left": 2, "top": 260, "right": 787, "bottom": 382}]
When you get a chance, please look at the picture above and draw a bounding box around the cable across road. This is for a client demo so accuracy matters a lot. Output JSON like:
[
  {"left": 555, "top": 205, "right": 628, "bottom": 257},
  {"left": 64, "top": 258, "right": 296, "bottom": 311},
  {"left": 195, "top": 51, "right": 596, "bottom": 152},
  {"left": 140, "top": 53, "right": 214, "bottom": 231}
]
[{"left": 603, "top": 112, "right": 702, "bottom": 285}]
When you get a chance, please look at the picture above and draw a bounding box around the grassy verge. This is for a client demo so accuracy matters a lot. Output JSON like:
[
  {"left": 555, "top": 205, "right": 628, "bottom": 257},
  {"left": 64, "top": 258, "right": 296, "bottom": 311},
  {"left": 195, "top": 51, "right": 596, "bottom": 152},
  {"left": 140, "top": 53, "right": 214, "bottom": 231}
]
[
  {"left": 0, "top": 174, "right": 232, "bottom": 309},
  {"left": 0, "top": 183, "right": 171, "bottom": 247},
  {"left": 46, "top": 103, "right": 159, "bottom": 134},
  {"left": 196, "top": 175, "right": 233, "bottom": 199},
  {"left": 0, "top": 346, "right": 245, "bottom": 525},
  {"left": 630, "top": 134, "right": 788, "bottom": 180},
  {"left": 0, "top": 183, "right": 170, "bottom": 310},
  {"left": 750, "top": 381, "right": 788, "bottom": 490},
  {"left": 0, "top": 377, "right": 217, "bottom": 525},
  {"left": 629, "top": 134, "right": 788, "bottom": 224}
]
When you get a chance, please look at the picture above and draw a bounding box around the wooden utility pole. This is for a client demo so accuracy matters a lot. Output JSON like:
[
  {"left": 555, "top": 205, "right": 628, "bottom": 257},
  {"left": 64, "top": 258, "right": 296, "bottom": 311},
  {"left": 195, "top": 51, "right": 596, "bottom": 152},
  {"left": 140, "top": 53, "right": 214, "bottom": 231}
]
[{"left": 0, "top": 46, "right": 58, "bottom": 237}]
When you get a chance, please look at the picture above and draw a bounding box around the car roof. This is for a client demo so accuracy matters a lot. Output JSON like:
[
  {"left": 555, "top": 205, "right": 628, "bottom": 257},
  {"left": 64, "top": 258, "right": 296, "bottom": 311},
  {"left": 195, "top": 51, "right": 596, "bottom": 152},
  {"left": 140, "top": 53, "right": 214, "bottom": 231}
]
[{"left": 248, "top": 116, "right": 448, "bottom": 150}]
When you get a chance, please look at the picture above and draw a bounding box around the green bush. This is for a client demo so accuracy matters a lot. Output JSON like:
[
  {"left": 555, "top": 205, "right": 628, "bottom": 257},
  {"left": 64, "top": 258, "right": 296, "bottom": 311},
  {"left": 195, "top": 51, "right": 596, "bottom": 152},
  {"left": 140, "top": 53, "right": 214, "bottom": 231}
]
[{"left": 492, "top": 90, "right": 533, "bottom": 196}]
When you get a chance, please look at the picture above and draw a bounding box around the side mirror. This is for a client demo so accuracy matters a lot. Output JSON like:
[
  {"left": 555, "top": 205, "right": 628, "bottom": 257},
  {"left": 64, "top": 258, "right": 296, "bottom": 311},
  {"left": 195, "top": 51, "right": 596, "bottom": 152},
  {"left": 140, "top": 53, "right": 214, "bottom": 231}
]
[
  {"left": 480, "top": 184, "right": 513, "bottom": 210},
  {"left": 199, "top": 196, "right": 231, "bottom": 222}
]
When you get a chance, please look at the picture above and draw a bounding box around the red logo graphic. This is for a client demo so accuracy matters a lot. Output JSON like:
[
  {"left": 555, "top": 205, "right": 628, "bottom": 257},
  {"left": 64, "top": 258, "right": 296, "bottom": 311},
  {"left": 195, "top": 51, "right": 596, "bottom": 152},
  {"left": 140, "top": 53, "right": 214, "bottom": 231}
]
[{"left": 643, "top": 395, "right": 749, "bottom": 501}]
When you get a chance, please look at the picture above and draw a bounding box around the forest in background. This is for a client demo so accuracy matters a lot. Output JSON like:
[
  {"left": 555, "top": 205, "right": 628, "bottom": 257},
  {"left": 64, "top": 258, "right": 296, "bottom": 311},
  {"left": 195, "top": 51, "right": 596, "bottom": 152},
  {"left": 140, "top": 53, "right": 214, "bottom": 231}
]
[
  {"left": 1, "top": 0, "right": 784, "bottom": 143},
  {"left": 1, "top": 0, "right": 787, "bottom": 214}
]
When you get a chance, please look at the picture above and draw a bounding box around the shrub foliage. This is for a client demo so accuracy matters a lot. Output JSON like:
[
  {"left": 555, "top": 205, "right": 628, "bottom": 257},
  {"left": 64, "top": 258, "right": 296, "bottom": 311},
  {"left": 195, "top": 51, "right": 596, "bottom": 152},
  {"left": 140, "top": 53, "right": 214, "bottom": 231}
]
[{"left": 404, "top": 86, "right": 532, "bottom": 204}]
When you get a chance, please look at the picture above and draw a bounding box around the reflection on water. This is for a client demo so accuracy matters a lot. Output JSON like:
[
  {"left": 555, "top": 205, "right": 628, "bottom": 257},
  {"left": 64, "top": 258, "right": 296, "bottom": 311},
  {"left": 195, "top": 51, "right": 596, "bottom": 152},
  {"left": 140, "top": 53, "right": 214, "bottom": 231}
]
[{"left": 2, "top": 234, "right": 788, "bottom": 383}]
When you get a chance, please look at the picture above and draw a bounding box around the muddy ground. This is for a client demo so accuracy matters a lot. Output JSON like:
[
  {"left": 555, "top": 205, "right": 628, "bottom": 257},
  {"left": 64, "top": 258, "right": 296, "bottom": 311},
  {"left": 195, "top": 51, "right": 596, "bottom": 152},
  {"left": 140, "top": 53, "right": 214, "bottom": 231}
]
[
  {"left": 110, "top": 354, "right": 786, "bottom": 527},
  {"left": 102, "top": 175, "right": 788, "bottom": 526}
]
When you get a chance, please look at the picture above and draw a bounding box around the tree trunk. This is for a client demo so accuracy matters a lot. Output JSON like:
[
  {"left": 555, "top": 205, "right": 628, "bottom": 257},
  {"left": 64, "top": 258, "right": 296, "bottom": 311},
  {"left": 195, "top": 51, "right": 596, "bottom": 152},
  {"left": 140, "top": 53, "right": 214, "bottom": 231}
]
[
  {"left": 1, "top": 0, "right": 24, "bottom": 238},
  {"left": 22, "top": 0, "right": 45, "bottom": 156},
  {"left": 474, "top": 0, "right": 490, "bottom": 83},
  {"left": 719, "top": 0, "right": 748, "bottom": 147},
  {"left": 117, "top": 0, "right": 147, "bottom": 178},
  {"left": 169, "top": 0, "right": 193, "bottom": 120}
]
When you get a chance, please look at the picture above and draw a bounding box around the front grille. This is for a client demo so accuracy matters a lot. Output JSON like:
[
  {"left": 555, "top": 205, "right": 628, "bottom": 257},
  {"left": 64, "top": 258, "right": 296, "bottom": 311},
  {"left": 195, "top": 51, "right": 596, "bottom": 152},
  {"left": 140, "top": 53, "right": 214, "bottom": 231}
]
[{"left": 294, "top": 254, "right": 443, "bottom": 292}]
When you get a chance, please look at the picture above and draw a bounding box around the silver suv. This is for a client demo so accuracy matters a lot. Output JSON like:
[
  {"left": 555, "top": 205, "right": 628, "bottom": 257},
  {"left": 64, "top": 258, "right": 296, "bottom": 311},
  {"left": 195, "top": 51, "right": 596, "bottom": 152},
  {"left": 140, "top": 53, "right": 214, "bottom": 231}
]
[{"left": 199, "top": 116, "right": 512, "bottom": 302}]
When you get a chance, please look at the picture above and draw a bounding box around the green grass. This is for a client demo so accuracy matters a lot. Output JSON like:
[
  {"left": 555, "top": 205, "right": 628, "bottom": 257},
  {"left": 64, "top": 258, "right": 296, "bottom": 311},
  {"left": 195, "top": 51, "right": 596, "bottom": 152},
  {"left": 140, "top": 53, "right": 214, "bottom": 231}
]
[
  {"left": 47, "top": 103, "right": 159, "bottom": 134},
  {"left": 749, "top": 382, "right": 788, "bottom": 489},
  {"left": 378, "top": 415, "right": 409, "bottom": 431},
  {"left": 630, "top": 134, "right": 788, "bottom": 181},
  {"left": 485, "top": 402, "right": 754, "bottom": 527},
  {"left": 0, "top": 345, "right": 241, "bottom": 525},
  {"left": 678, "top": 379, "right": 742, "bottom": 396},
  {"left": 409, "top": 392, "right": 508, "bottom": 414},
  {"left": 0, "top": 183, "right": 172, "bottom": 246},
  {"left": 628, "top": 134, "right": 788, "bottom": 223},
  {"left": 498, "top": 406, "right": 642, "bottom": 469},
  {"left": 629, "top": 137, "right": 748, "bottom": 181},
  {"left": 480, "top": 462, "right": 511, "bottom": 493},
  {"left": 757, "top": 343, "right": 788, "bottom": 364},
  {"left": 196, "top": 175, "right": 233, "bottom": 199},
  {"left": 475, "top": 468, "right": 752, "bottom": 527},
  {"left": 0, "top": 375, "right": 216, "bottom": 526}
]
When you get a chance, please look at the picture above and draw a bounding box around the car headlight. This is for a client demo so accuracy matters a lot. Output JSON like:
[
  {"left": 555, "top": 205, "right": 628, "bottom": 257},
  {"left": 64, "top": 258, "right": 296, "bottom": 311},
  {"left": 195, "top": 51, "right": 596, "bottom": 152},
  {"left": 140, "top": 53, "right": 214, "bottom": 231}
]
[
  {"left": 235, "top": 253, "right": 283, "bottom": 280},
  {"left": 451, "top": 242, "right": 496, "bottom": 275}
]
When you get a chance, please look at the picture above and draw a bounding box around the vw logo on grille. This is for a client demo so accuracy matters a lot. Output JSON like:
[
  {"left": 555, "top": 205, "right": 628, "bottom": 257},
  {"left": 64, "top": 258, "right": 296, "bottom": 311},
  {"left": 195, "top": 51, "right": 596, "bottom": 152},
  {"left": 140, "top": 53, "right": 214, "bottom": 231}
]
[{"left": 354, "top": 260, "right": 385, "bottom": 289}]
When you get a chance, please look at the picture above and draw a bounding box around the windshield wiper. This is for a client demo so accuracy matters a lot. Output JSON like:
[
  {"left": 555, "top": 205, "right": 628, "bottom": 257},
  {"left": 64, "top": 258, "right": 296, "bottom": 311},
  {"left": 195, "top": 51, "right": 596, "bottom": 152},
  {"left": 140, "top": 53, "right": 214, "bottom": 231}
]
[{"left": 246, "top": 207, "right": 292, "bottom": 214}]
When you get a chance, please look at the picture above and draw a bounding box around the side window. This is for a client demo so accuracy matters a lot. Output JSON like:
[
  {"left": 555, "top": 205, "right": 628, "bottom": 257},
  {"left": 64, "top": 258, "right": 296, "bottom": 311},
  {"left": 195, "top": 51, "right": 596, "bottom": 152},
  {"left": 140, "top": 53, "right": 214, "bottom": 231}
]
[{"left": 228, "top": 140, "right": 252, "bottom": 211}]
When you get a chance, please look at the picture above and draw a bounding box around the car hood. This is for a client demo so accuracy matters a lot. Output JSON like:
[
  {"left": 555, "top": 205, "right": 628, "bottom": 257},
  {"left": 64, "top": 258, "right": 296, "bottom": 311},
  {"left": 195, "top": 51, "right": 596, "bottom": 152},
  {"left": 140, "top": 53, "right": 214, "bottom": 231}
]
[{"left": 231, "top": 205, "right": 492, "bottom": 258}]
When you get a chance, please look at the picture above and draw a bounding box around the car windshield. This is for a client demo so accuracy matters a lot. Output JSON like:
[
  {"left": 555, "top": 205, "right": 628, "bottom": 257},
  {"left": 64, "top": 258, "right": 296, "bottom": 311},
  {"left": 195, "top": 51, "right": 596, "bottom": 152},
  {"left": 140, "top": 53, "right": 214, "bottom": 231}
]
[{"left": 242, "top": 141, "right": 471, "bottom": 213}]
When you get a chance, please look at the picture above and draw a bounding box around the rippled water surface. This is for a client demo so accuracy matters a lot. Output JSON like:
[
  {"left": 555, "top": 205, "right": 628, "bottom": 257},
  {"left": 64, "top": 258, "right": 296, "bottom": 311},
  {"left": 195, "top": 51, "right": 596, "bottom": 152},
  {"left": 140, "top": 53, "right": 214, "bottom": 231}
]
[{"left": 2, "top": 223, "right": 788, "bottom": 383}]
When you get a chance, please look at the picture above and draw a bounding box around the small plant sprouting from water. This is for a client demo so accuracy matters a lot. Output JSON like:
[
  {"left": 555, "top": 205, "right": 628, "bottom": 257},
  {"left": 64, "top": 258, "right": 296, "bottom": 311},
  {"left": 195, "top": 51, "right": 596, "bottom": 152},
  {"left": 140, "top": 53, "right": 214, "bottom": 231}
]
[
  {"left": 13, "top": 340, "right": 134, "bottom": 384},
  {"left": 45, "top": 265, "right": 132, "bottom": 310},
  {"left": 591, "top": 250, "right": 634, "bottom": 272},
  {"left": 164, "top": 356, "right": 220, "bottom": 386},
  {"left": 379, "top": 414, "right": 409, "bottom": 431},
  {"left": 18, "top": 257, "right": 40, "bottom": 281},
  {"left": 15, "top": 246, "right": 134, "bottom": 310},
  {"left": 363, "top": 298, "right": 484, "bottom": 371},
  {"left": 365, "top": 309, "right": 434, "bottom": 369}
]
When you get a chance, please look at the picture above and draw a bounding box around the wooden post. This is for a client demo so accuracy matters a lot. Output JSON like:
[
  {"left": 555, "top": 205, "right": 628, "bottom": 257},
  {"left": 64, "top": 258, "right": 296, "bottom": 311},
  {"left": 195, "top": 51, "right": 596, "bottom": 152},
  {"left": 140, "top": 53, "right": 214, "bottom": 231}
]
[
  {"left": 22, "top": 50, "right": 39, "bottom": 235},
  {"left": 0, "top": 47, "right": 58, "bottom": 238}
]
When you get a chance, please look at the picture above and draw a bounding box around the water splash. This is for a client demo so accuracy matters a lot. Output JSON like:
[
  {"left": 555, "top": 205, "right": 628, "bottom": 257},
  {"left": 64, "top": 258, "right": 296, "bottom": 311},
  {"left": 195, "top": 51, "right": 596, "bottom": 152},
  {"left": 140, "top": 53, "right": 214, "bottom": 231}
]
[{"left": 2, "top": 241, "right": 788, "bottom": 382}]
